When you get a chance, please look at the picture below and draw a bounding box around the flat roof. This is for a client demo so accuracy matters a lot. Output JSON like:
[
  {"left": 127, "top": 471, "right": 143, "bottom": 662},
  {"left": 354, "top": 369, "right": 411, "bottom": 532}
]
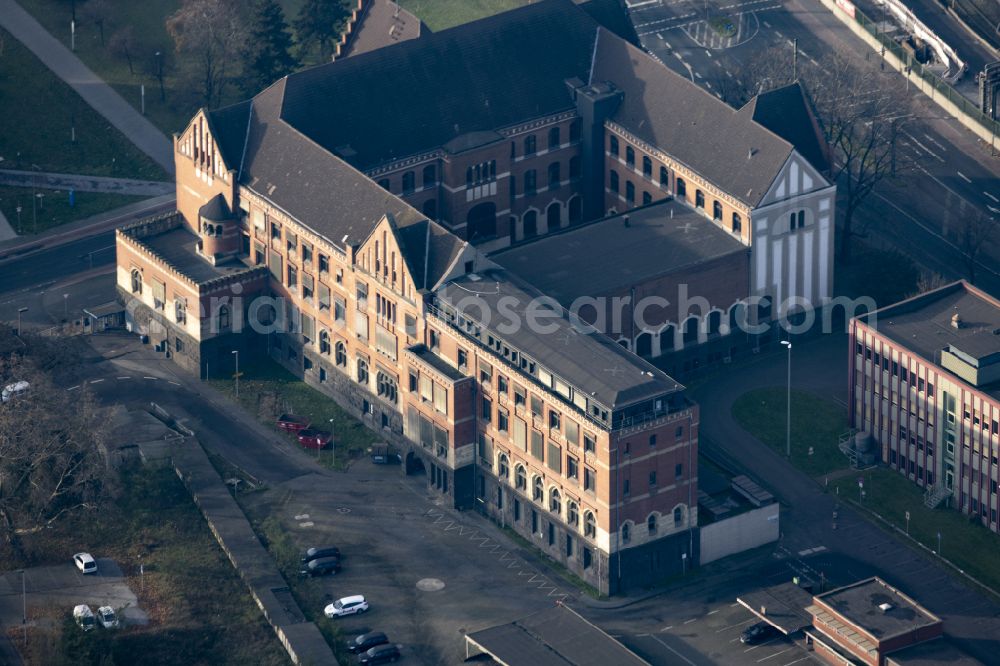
[
  {"left": 738, "top": 583, "right": 815, "bottom": 634},
  {"left": 812, "top": 578, "right": 940, "bottom": 642},
  {"left": 492, "top": 200, "right": 746, "bottom": 306},
  {"left": 435, "top": 270, "right": 682, "bottom": 410},
  {"left": 406, "top": 344, "right": 467, "bottom": 382},
  {"left": 886, "top": 639, "right": 985, "bottom": 666},
  {"left": 465, "top": 604, "right": 648, "bottom": 666},
  {"left": 137, "top": 226, "right": 257, "bottom": 285}
]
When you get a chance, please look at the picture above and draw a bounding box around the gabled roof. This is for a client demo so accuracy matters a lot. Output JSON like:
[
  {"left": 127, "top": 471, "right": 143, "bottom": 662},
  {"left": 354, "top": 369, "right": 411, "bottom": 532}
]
[
  {"left": 340, "top": 0, "right": 426, "bottom": 59},
  {"left": 741, "top": 82, "right": 831, "bottom": 175},
  {"left": 394, "top": 218, "right": 467, "bottom": 291},
  {"left": 206, "top": 100, "right": 252, "bottom": 171},
  {"left": 279, "top": 0, "right": 599, "bottom": 170},
  {"left": 591, "top": 29, "right": 794, "bottom": 207}
]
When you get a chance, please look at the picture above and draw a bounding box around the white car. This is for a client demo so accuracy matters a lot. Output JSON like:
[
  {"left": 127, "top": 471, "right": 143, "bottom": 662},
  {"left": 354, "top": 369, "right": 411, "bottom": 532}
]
[
  {"left": 324, "top": 595, "right": 368, "bottom": 618},
  {"left": 73, "top": 604, "right": 95, "bottom": 631},
  {"left": 97, "top": 606, "right": 118, "bottom": 629},
  {"left": 73, "top": 552, "right": 97, "bottom": 574},
  {"left": 1, "top": 381, "right": 29, "bottom": 403}
]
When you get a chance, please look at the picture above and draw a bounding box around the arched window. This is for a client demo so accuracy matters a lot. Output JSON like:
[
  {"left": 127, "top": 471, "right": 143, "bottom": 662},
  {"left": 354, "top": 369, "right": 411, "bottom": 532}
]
[
  {"left": 683, "top": 316, "right": 699, "bottom": 345},
  {"left": 713, "top": 201, "right": 722, "bottom": 220},
  {"left": 609, "top": 135, "right": 619, "bottom": 156},
  {"left": 661, "top": 324, "right": 676, "bottom": 352},
  {"left": 568, "top": 196, "right": 582, "bottom": 224},
  {"left": 642, "top": 191, "right": 652, "bottom": 206},
  {"left": 524, "top": 135, "right": 536, "bottom": 155},
  {"left": 532, "top": 475, "right": 543, "bottom": 502},
  {"left": 319, "top": 329, "right": 331, "bottom": 354},
  {"left": 377, "top": 371, "right": 397, "bottom": 403},
  {"left": 548, "top": 126, "right": 560, "bottom": 150},
  {"left": 584, "top": 511, "right": 596, "bottom": 538},
  {"left": 676, "top": 178, "right": 686, "bottom": 198},
  {"left": 625, "top": 146, "right": 635, "bottom": 167},
  {"left": 516, "top": 464, "right": 527, "bottom": 491},
  {"left": 609, "top": 170, "right": 619, "bottom": 193},
  {"left": 708, "top": 310, "right": 722, "bottom": 336},
  {"left": 567, "top": 500, "right": 579, "bottom": 528},
  {"left": 466, "top": 167, "right": 473, "bottom": 188},
  {"left": 524, "top": 170, "right": 537, "bottom": 195},
  {"left": 621, "top": 522, "right": 630, "bottom": 543},
  {"left": 642, "top": 155, "right": 652, "bottom": 178},
  {"left": 335, "top": 341, "right": 346, "bottom": 367},
  {"left": 401, "top": 171, "right": 415, "bottom": 194},
  {"left": 130, "top": 269, "right": 142, "bottom": 294},
  {"left": 673, "top": 506, "right": 684, "bottom": 527},
  {"left": 659, "top": 166, "right": 669, "bottom": 187},
  {"left": 647, "top": 514, "right": 657, "bottom": 535},
  {"left": 357, "top": 358, "right": 369, "bottom": 385},
  {"left": 626, "top": 181, "right": 635, "bottom": 204},
  {"left": 547, "top": 162, "right": 560, "bottom": 190},
  {"left": 522, "top": 210, "right": 538, "bottom": 239},
  {"left": 217, "top": 305, "right": 231, "bottom": 332},
  {"left": 695, "top": 190, "right": 705, "bottom": 209},
  {"left": 549, "top": 488, "right": 561, "bottom": 515},
  {"left": 732, "top": 212, "right": 742, "bottom": 233},
  {"left": 498, "top": 454, "right": 509, "bottom": 480},
  {"left": 546, "top": 202, "right": 560, "bottom": 230},
  {"left": 422, "top": 164, "right": 436, "bottom": 187}
]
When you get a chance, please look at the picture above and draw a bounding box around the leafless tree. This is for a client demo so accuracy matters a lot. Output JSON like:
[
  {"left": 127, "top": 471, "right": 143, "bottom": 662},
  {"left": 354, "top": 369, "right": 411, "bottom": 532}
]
[
  {"left": 717, "top": 43, "right": 802, "bottom": 108},
  {"left": 79, "top": 0, "right": 112, "bottom": 47},
  {"left": 109, "top": 25, "right": 138, "bottom": 75},
  {"left": 957, "top": 210, "right": 998, "bottom": 284},
  {"left": 0, "top": 355, "right": 112, "bottom": 555},
  {"left": 166, "top": 0, "right": 247, "bottom": 108}
]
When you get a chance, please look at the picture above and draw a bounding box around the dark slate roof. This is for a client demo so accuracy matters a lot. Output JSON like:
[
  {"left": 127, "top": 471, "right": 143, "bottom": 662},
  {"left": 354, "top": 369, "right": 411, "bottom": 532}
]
[
  {"left": 887, "top": 639, "right": 985, "bottom": 666},
  {"left": 591, "top": 29, "right": 793, "bottom": 207},
  {"left": 198, "top": 194, "right": 232, "bottom": 221},
  {"left": 341, "top": 0, "right": 426, "bottom": 59},
  {"left": 238, "top": 79, "right": 425, "bottom": 253},
  {"left": 492, "top": 200, "right": 746, "bottom": 305},
  {"left": 435, "top": 270, "right": 682, "bottom": 409},
  {"left": 578, "top": 0, "right": 641, "bottom": 46},
  {"left": 741, "top": 82, "right": 831, "bottom": 174},
  {"left": 466, "top": 605, "right": 649, "bottom": 666},
  {"left": 136, "top": 226, "right": 259, "bottom": 285},
  {"left": 737, "top": 583, "right": 815, "bottom": 635},
  {"left": 814, "top": 578, "right": 940, "bottom": 640},
  {"left": 394, "top": 218, "right": 466, "bottom": 291},
  {"left": 279, "top": 0, "right": 599, "bottom": 170},
  {"left": 207, "top": 100, "right": 251, "bottom": 171}
]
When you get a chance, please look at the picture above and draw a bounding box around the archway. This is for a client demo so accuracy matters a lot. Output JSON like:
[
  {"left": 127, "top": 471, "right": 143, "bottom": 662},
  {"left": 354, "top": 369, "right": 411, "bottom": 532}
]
[
  {"left": 467, "top": 202, "right": 497, "bottom": 242},
  {"left": 523, "top": 210, "right": 538, "bottom": 239},
  {"left": 546, "top": 202, "right": 560, "bottom": 230},
  {"left": 405, "top": 451, "right": 426, "bottom": 476}
]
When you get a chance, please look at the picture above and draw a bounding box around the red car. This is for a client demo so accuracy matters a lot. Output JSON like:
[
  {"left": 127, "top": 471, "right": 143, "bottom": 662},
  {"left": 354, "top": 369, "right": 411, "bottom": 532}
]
[
  {"left": 277, "top": 414, "right": 310, "bottom": 433},
  {"left": 297, "top": 429, "right": 332, "bottom": 450}
]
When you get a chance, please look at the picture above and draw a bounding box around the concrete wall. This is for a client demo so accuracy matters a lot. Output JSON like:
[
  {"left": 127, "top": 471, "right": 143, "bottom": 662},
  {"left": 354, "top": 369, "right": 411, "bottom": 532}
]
[{"left": 699, "top": 503, "right": 780, "bottom": 565}]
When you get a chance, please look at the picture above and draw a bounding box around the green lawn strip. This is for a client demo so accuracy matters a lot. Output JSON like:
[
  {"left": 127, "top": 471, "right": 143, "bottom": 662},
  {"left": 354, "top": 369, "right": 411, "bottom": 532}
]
[
  {"left": 0, "top": 26, "right": 168, "bottom": 180},
  {"left": 831, "top": 468, "right": 1000, "bottom": 596},
  {"left": 731, "top": 388, "right": 851, "bottom": 478},
  {"left": 397, "top": 0, "right": 531, "bottom": 30},
  {"left": 1, "top": 466, "right": 287, "bottom": 666},
  {"left": 0, "top": 185, "right": 145, "bottom": 235},
  {"left": 207, "top": 356, "right": 379, "bottom": 470}
]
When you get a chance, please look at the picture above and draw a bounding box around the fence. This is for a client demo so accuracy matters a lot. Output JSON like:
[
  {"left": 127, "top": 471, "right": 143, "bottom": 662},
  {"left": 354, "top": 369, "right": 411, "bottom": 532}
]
[{"left": 823, "top": 0, "right": 1000, "bottom": 147}]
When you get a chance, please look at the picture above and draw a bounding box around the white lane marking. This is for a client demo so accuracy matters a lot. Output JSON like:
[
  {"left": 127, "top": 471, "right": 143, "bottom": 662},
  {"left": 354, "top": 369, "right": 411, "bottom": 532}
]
[
  {"left": 780, "top": 657, "right": 811, "bottom": 666},
  {"left": 985, "top": 192, "right": 998, "bottom": 203},
  {"left": 684, "top": 618, "right": 698, "bottom": 624},
  {"left": 143, "top": 376, "right": 157, "bottom": 380},
  {"left": 758, "top": 647, "right": 794, "bottom": 662},
  {"left": 661, "top": 625, "right": 675, "bottom": 631},
  {"left": 627, "top": 0, "right": 659, "bottom": 6},
  {"left": 901, "top": 130, "right": 944, "bottom": 162},
  {"left": 67, "top": 385, "right": 79, "bottom": 391},
  {"left": 708, "top": 609, "right": 720, "bottom": 615},
  {"left": 117, "top": 376, "right": 131, "bottom": 380},
  {"left": 89, "top": 379, "right": 104, "bottom": 384},
  {"left": 957, "top": 171, "right": 971, "bottom": 183},
  {"left": 649, "top": 634, "right": 699, "bottom": 666},
  {"left": 695, "top": 71, "right": 703, "bottom": 79},
  {"left": 923, "top": 133, "right": 946, "bottom": 151},
  {"left": 169, "top": 381, "right": 181, "bottom": 386},
  {"left": 717, "top": 617, "right": 757, "bottom": 633},
  {"left": 745, "top": 637, "right": 781, "bottom": 652},
  {"left": 763, "top": 20, "right": 771, "bottom": 27},
  {"left": 705, "top": 49, "right": 713, "bottom": 57}
]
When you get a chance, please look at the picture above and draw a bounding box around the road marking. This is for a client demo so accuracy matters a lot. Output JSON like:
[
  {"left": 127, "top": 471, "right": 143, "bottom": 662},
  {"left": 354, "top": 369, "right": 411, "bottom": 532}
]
[
  {"left": 169, "top": 381, "right": 181, "bottom": 386},
  {"left": 745, "top": 637, "right": 780, "bottom": 652},
  {"left": 763, "top": 19, "right": 771, "bottom": 27},
  {"left": 684, "top": 618, "right": 697, "bottom": 624},
  {"left": 985, "top": 192, "right": 998, "bottom": 203},
  {"left": 780, "top": 657, "right": 811, "bottom": 666},
  {"left": 957, "top": 171, "right": 971, "bottom": 183},
  {"left": 922, "top": 133, "right": 946, "bottom": 151},
  {"left": 67, "top": 385, "right": 79, "bottom": 391},
  {"left": 758, "top": 647, "right": 794, "bottom": 662},
  {"left": 298, "top": 521, "right": 314, "bottom": 527},
  {"left": 649, "top": 635, "right": 699, "bottom": 666},
  {"left": 143, "top": 376, "right": 157, "bottom": 380},
  {"left": 717, "top": 618, "right": 756, "bottom": 633},
  {"left": 117, "top": 376, "right": 131, "bottom": 380},
  {"left": 88, "top": 378, "right": 104, "bottom": 384},
  {"left": 661, "top": 625, "right": 674, "bottom": 631},
  {"left": 705, "top": 49, "right": 712, "bottom": 57},
  {"left": 627, "top": 0, "right": 659, "bottom": 6},
  {"left": 707, "top": 609, "right": 719, "bottom": 615}
]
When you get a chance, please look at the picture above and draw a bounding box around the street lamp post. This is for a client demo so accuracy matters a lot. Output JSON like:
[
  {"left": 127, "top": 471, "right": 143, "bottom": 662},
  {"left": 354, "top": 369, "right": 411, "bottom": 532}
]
[
  {"left": 937, "top": 531, "right": 942, "bottom": 555},
  {"left": 232, "top": 350, "right": 240, "bottom": 399},
  {"left": 780, "top": 341, "right": 792, "bottom": 458},
  {"left": 19, "top": 569, "right": 26, "bottom": 645},
  {"left": 17, "top": 307, "right": 28, "bottom": 337},
  {"left": 329, "top": 418, "right": 335, "bottom": 468},
  {"left": 15, "top": 204, "right": 21, "bottom": 234}
]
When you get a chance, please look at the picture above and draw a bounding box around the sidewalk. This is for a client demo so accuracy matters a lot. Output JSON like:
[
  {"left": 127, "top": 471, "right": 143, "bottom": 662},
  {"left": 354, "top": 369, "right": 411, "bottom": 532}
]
[
  {"left": 0, "top": 0, "right": 174, "bottom": 175},
  {"left": 0, "top": 169, "right": 172, "bottom": 197}
]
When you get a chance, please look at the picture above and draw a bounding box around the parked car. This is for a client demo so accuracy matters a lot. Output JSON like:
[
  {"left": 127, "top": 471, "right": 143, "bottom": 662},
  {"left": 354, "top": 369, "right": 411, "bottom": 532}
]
[
  {"left": 73, "top": 552, "right": 97, "bottom": 574},
  {"left": 740, "top": 621, "right": 779, "bottom": 645},
  {"left": 301, "top": 546, "right": 341, "bottom": 563},
  {"left": 299, "top": 556, "right": 341, "bottom": 577},
  {"left": 1, "top": 381, "right": 29, "bottom": 403},
  {"left": 73, "top": 605, "right": 96, "bottom": 631},
  {"left": 358, "top": 644, "right": 400, "bottom": 664},
  {"left": 97, "top": 606, "right": 119, "bottom": 629},
  {"left": 325, "top": 595, "right": 368, "bottom": 618},
  {"left": 277, "top": 414, "right": 310, "bottom": 433},
  {"left": 297, "top": 429, "right": 332, "bottom": 450},
  {"left": 348, "top": 631, "right": 389, "bottom": 654}
]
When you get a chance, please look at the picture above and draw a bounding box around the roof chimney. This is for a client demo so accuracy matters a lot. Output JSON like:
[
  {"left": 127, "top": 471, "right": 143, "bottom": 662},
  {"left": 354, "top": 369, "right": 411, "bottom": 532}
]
[
  {"left": 623, "top": 214, "right": 630, "bottom": 228},
  {"left": 951, "top": 313, "right": 962, "bottom": 329}
]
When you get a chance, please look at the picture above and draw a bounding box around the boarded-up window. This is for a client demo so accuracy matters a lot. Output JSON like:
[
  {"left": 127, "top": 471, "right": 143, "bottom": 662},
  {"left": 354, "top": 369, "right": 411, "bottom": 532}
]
[
  {"left": 376, "top": 323, "right": 397, "bottom": 361},
  {"left": 301, "top": 314, "right": 315, "bottom": 343},
  {"left": 355, "top": 312, "right": 368, "bottom": 341},
  {"left": 547, "top": 443, "right": 562, "bottom": 473},
  {"left": 514, "top": 417, "right": 527, "bottom": 452},
  {"left": 419, "top": 414, "right": 433, "bottom": 448},
  {"left": 269, "top": 249, "right": 282, "bottom": 280},
  {"left": 433, "top": 383, "right": 448, "bottom": 415},
  {"left": 318, "top": 283, "right": 330, "bottom": 311},
  {"left": 251, "top": 208, "right": 265, "bottom": 231},
  {"left": 565, "top": 419, "right": 579, "bottom": 446},
  {"left": 531, "top": 430, "right": 544, "bottom": 462},
  {"left": 420, "top": 375, "right": 433, "bottom": 402},
  {"left": 151, "top": 279, "right": 166, "bottom": 310}
]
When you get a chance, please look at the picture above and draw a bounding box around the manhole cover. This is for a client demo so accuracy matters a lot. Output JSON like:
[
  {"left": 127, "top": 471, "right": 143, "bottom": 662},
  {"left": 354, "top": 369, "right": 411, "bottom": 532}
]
[
  {"left": 416, "top": 578, "right": 445, "bottom": 592},
  {"left": 338, "top": 507, "right": 352, "bottom": 514}
]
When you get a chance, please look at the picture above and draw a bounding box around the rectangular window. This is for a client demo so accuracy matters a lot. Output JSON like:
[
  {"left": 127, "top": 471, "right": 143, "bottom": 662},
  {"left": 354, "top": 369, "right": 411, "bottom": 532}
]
[
  {"left": 375, "top": 323, "right": 397, "bottom": 361},
  {"left": 566, "top": 455, "right": 578, "bottom": 480},
  {"left": 675, "top": 463, "right": 684, "bottom": 479},
  {"left": 287, "top": 264, "right": 297, "bottom": 288},
  {"left": 420, "top": 374, "right": 433, "bottom": 402},
  {"left": 433, "top": 383, "right": 448, "bottom": 415},
  {"left": 301, "top": 242, "right": 312, "bottom": 265},
  {"left": 355, "top": 311, "right": 369, "bottom": 341},
  {"left": 530, "top": 430, "right": 544, "bottom": 461},
  {"left": 547, "top": 443, "right": 561, "bottom": 473},
  {"left": 549, "top": 411, "right": 561, "bottom": 432},
  {"left": 318, "top": 283, "right": 330, "bottom": 311},
  {"left": 482, "top": 397, "right": 492, "bottom": 422},
  {"left": 584, "top": 467, "right": 596, "bottom": 494},
  {"left": 530, "top": 395, "right": 543, "bottom": 417},
  {"left": 514, "top": 417, "right": 527, "bottom": 451},
  {"left": 649, "top": 471, "right": 657, "bottom": 487},
  {"left": 565, "top": 419, "right": 579, "bottom": 446},
  {"left": 405, "top": 313, "right": 417, "bottom": 337},
  {"left": 497, "top": 375, "right": 509, "bottom": 394},
  {"left": 498, "top": 407, "right": 509, "bottom": 433},
  {"left": 318, "top": 253, "right": 329, "bottom": 274},
  {"left": 584, "top": 433, "right": 596, "bottom": 453},
  {"left": 514, "top": 385, "right": 526, "bottom": 408},
  {"left": 623, "top": 479, "right": 630, "bottom": 497},
  {"left": 334, "top": 297, "right": 346, "bottom": 323},
  {"left": 356, "top": 282, "right": 368, "bottom": 311},
  {"left": 302, "top": 273, "right": 314, "bottom": 301}
]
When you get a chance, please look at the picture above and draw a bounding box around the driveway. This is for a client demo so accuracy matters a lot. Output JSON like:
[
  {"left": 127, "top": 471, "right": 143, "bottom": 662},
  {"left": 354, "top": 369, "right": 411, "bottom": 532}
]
[{"left": 0, "top": 559, "right": 146, "bottom": 627}]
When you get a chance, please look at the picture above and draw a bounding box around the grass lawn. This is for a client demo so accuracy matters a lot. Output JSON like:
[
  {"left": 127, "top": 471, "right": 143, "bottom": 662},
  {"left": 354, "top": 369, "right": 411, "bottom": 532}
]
[
  {"left": 832, "top": 467, "right": 1000, "bottom": 594},
  {"left": 398, "top": 0, "right": 531, "bottom": 30},
  {"left": 0, "top": 185, "right": 145, "bottom": 235},
  {"left": 207, "top": 356, "right": 379, "bottom": 470},
  {"left": 835, "top": 241, "right": 920, "bottom": 310},
  {"left": 0, "top": 27, "right": 168, "bottom": 180},
  {"left": 731, "top": 388, "right": 850, "bottom": 478},
  {"left": 0, "top": 465, "right": 287, "bottom": 666}
]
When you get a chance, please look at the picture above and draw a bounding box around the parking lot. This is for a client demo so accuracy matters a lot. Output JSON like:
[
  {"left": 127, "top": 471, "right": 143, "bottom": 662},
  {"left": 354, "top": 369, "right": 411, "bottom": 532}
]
[
  {"left": 242, "top": 461, "right": 580, "bottom": 663},
  {"left": 617, "top": 600, "right": 817, "bottom": 666}
]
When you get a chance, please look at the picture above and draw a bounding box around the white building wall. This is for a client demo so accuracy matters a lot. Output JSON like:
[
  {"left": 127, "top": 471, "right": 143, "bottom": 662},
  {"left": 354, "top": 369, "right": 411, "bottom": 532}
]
[{"left": 699, "top": 504, "right": 780, "bottom": 565}]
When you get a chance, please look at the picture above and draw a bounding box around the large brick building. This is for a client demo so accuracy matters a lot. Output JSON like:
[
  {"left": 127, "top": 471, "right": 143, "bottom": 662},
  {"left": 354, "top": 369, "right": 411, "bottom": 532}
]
[
  {"left": 116, "top": 0, "right": 835, "bottom": 593},
  {"left": 849, "top": 281, "right": 1000, "bottom": 531}
]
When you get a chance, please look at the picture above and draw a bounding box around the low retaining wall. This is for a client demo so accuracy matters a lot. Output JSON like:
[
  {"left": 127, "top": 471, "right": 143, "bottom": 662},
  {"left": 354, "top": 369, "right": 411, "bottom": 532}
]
[{"left": 700, "top": 504, "right": 781, "bottom": 565}]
